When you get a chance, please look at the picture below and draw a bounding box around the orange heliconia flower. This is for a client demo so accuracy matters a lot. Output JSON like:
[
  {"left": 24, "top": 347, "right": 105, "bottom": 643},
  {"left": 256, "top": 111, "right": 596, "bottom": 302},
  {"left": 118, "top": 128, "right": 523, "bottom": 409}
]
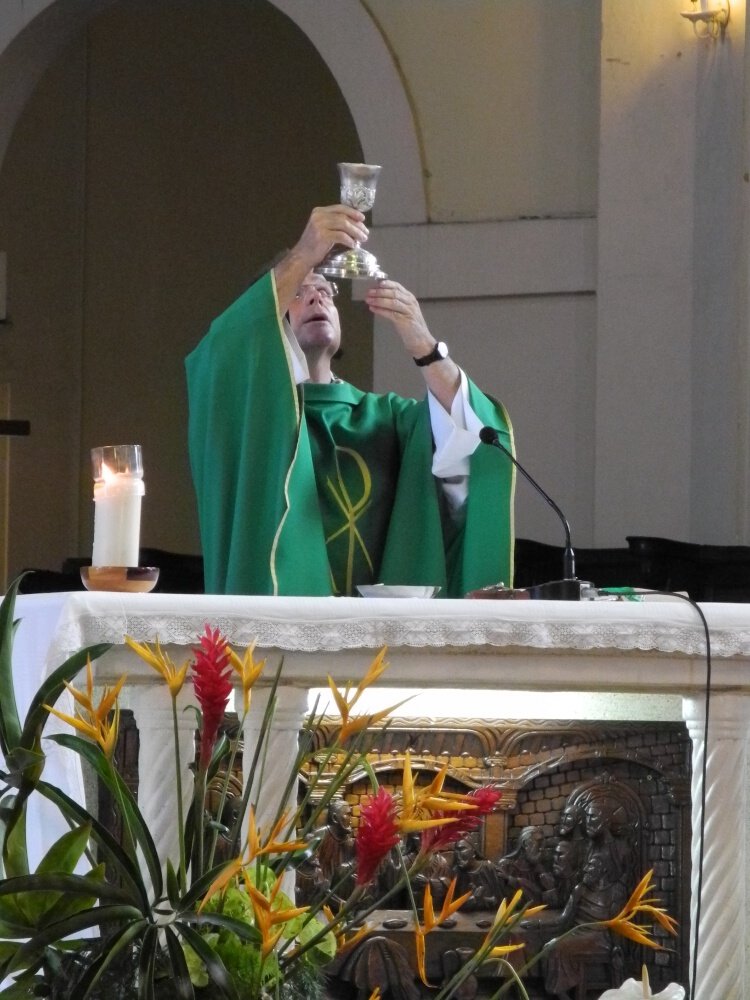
[
  {"left": 45, "top": 657, "right": 125, "bottom": 759},
  {"left": 124, "top": 635, "right": 189, "bottom": 697},
  {"left": 242, "top": 870, "right": 308, "bottom": 958},
  {"left": 228, "top": 639, "right": 265, "bottom": 713},
  {"left": 415, "top": 878, "right": 474, "bottom": 985},
  {"left": 326, "top": 647, "right": 410, "bottom": 742},
  {"left": 602, "top": 869, "right": 678, "bottom": 949}
]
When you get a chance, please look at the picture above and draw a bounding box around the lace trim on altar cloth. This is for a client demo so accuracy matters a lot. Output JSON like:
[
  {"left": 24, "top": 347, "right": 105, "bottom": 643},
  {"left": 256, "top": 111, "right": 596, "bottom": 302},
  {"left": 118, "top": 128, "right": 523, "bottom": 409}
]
[{"left": 40, "top": 594, "right": 750, "bottom": 663}]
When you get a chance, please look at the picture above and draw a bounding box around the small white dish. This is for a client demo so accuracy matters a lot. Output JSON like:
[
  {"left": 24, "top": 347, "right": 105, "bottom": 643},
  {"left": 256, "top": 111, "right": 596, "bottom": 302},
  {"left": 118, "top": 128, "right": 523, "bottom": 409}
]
[{"left": 356, "top": 584, "right": 441, "bottom": 599}]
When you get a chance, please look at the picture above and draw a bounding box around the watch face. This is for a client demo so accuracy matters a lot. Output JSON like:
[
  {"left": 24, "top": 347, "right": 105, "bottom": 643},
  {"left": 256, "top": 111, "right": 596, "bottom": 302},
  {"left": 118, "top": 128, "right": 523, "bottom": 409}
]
[{"left": 436, "top": 342, "right": 448, "bottom": 359}]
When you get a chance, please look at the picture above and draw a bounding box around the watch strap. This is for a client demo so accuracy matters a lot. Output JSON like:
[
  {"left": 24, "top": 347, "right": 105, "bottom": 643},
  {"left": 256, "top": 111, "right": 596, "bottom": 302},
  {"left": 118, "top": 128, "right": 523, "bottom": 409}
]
[{"left": 414, "top": 341, "right": 448, "bottom": 367}]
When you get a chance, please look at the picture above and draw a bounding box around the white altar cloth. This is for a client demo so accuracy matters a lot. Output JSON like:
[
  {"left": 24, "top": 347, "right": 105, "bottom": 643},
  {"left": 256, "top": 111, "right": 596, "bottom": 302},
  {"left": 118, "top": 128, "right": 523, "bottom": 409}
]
[
  {"left": 37, "top": 591, "right": 736, "bottom": 660},
  {"left": 17, "top": 591, "right": 748, "bottom": 702}
]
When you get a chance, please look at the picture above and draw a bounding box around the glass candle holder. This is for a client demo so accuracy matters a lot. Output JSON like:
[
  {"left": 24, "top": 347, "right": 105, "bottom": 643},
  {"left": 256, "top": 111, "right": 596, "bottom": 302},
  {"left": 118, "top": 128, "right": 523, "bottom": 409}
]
[{"left": 91, "top": 444, "right": 145, "bottom": 568}]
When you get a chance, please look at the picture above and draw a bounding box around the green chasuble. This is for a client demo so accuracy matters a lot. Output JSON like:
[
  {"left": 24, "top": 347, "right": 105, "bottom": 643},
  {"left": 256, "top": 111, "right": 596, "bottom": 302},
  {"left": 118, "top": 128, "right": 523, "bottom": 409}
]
[{"left": 185, "top": 271, "right": 516, "bottom": 597}]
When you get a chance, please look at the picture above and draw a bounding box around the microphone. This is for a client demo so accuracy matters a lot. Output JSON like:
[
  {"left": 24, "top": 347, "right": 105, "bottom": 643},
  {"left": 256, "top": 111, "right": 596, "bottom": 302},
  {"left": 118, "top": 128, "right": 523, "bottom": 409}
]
[{"left": 479, "top": 425, "right": 581, "bottom": 600}]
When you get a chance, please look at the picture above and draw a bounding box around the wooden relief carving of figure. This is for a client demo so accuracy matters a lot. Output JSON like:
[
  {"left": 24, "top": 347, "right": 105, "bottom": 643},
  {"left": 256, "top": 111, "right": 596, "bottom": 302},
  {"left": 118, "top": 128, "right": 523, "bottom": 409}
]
[
  {"left": 316, "top": 798, "right": 357, "bottom": 911},
  {"left": 557, "top": 778, "right": 642, "bottom": 893},
  {"left": 295, "top": 852, "right": 329, "bottom": 908},
  {"left": 495, "top": 825, "right": 555, "bottom": 903},
  {"left": 526, "top": 852, "right": 628, "bottom": 999},
  {"left": 451, "top": 836, "right": 504, "bottom": 911},
  {"left": 549, "top": 836, "right": 583, "bottom": 908}
]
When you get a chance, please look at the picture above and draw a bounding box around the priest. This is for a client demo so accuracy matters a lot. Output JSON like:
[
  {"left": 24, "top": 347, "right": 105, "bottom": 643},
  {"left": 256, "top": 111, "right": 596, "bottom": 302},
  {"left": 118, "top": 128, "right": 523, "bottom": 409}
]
[{"left": 186, "top": 204, "right": 515, "bottom": 597}]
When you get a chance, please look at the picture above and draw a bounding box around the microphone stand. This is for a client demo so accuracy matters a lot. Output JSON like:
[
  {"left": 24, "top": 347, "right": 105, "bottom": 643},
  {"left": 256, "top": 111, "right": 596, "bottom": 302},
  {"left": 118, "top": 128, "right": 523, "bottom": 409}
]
[{"left": 479, "top": 426, "right": 583, "bottom": 600}]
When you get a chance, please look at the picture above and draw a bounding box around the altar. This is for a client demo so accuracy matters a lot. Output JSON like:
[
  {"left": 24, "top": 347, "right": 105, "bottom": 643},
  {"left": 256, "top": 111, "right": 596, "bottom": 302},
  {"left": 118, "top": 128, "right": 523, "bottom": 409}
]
[{"left": 11, "top": 590, "right": 750, "bottom": 1000}]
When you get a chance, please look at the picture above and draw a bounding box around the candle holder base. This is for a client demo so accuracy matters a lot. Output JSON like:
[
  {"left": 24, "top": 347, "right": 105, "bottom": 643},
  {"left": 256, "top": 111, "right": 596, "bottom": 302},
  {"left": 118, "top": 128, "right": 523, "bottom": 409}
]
[{"left": 81, "top": 566, "right": 159, "bottom": 593}]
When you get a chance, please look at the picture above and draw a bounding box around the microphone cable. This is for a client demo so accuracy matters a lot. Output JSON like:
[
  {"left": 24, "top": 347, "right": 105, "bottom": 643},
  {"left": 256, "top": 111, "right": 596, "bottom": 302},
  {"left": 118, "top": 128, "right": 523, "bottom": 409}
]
[{"left": 600, "top": 586, "right": 710, "bottom": 1000}]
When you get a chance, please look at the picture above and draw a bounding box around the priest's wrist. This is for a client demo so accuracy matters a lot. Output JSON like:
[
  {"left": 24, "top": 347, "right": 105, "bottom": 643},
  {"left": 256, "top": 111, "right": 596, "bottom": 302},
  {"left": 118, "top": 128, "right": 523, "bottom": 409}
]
[{"left": 413, "top": 341, "right": 449, "bottom": 367}]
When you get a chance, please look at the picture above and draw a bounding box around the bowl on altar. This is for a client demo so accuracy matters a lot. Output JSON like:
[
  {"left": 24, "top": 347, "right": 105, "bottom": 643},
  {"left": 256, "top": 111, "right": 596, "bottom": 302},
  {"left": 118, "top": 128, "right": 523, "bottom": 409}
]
[
  {"left": 81, "top": 566, "right": 159, "bottom": 593},
  {"left": 356, "top": 584, "right": 440, "bottom": 599}
]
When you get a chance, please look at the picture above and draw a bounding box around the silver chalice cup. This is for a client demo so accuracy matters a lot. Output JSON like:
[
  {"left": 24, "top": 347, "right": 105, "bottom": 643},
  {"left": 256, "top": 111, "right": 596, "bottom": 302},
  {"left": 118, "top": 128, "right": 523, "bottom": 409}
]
[{"left": 315, "top": 162, "right": 387, "bottom": 280}]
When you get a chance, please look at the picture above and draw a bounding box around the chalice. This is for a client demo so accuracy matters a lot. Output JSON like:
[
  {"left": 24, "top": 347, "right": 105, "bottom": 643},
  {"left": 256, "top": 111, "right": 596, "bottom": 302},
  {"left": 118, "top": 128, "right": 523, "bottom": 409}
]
[{"left": 315, "top": 162, "right": 387, "bottom": 280}]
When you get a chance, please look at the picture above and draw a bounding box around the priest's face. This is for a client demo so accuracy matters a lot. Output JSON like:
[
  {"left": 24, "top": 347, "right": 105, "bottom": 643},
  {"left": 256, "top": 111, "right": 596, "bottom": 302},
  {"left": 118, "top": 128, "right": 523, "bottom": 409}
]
[{"left": 288, "top": 273, "right": 342, "bottom": 356}]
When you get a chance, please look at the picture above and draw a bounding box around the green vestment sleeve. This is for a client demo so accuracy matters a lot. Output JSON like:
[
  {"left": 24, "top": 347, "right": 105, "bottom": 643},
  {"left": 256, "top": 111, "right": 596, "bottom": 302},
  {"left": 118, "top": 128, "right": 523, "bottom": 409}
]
[
  {"left": 186, "top": 272, "right": 515, "bottom": 596},
  {"left": 185, "top": 272, "right": 332, "bottom": 595}
]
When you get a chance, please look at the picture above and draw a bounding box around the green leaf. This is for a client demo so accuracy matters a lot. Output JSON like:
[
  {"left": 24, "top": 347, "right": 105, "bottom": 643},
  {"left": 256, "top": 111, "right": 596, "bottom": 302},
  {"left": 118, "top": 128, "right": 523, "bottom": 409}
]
[
  {"left": 181, "top": 911, "right": 262, "bottom": 944},
  {"left": 137, "top": 924, "right": 158, "bottom": 1000},
  {"left": 0, "top": 577, "right": 25, "bottom": 757},
  {"left": 176, "top": 923, "right": 239, "bottom": 1000},
  {"left": 286, "top": 912, "right": 336, "bottom": 966},
  {"left": 207, "top": 734, "right": 231, "bottom": 779},
  {"left": 0, "top": 975, "right": 46, "bottom": 998},
  {"left": 13, "top": 823, "right": 92, "bottom": 923},
  {"left": 38, "top": 862, "right": 108, "bottom": 926},
  {"left": 1, "top": 747, "right": 45, "bottom": 792},
  {"left": 0, "top": 585, "right": 110, "bottom": 853},
  {"left": 36, "top": 778, "right": 148, "bottom": 909},
  {"left": 37, "top": 822, "right": 92, "bottom": 876},
  {"left": 0, "top": 944, "right": 45, "bottom": 984},
  {"left": 73, "top": 918, "right": 148, "bottom": 998},
  {"left": 163, "top": 925, "right": 195, "bottom": 1000},
  {"left": 1, "top": 798, "right": 28, "bottom": 879},
  {"left": 76, "top": 920, "right": 149, "bottom": 1000},
  {"left": 5, "top": 903, "right": 144, "bottom": 975},
  {"left": 0, "top": 871, "right": 133, "bottom": 934},
  {"left": 166, "top": 858, "right": 180, "bottom": 908},
  {"left": 46, "top": 733, "right": 163, "bottom": 900},
  {"left": 0, "top": 913, "right": 35, "bottom": 937}
]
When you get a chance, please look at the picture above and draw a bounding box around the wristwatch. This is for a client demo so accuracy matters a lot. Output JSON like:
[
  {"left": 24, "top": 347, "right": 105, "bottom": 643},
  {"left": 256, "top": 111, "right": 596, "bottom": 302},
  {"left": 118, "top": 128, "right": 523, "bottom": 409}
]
[{"left": 414, "top": 341, "right": 449, "bottom": 367}]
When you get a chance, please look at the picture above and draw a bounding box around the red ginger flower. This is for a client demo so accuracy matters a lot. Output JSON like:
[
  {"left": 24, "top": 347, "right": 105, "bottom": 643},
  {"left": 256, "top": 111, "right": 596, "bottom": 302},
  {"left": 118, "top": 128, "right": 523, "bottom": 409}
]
[
  {"left": 420, "top": 786, "right": 501, "bottom": 853},
  {"left": 192, "top": 624, "right": 233, "bottom": 769},
  {"left": 356, "top": 787, "right": 400, "bottom": 886}
]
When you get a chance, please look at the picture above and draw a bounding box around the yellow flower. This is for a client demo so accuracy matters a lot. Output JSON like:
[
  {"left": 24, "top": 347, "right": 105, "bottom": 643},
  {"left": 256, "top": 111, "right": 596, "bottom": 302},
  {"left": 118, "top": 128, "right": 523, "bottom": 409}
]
[
  {"left": 242, "top": 871, "right": 308, "bottom": 958},
  {"left": 482, "top": 889, "right": 545, "bottom": 958},
  {"left": 321, "top": 904, "right": 371, "bottom": 954},
  {"left": 228, "top": 640, "right": 265, "bottom": 713},
  {"left": 415, "top": 928, "right": 430, "bottom": 986},
  {"left": 415, "top": 878, "right": 475, "bottom": 985},
  {"left": 491, "top": 889, "right": 545, "bottom": 929},
  {"left": 602, "top": 869, "right": 678, "bottom": 949},
  {"left": 198, "top": 809, "right": 308, "bottom": 914},
  {"left": 487, "top": 941, "right": 526, "bottom": 959},
  {"left": 44, "top": 657, "right": 125, "bottom": 758},
  {"left": 124, "top": 635, "right": 189, "bottom": 697},
  {"left": 198, "top": 856, "right": 244, "bottom": 912},
  {"left": 396, "top": 752, "right": 477, "bottom": 835},
  {"left": 421, "top": 877, "right": 472, "bottom": 933},
  {"left": 244, "top": 807, "right": 308, "bottom": 863},
  {"left": 326, "top": 647, "right": 410, "bottom": 742}
]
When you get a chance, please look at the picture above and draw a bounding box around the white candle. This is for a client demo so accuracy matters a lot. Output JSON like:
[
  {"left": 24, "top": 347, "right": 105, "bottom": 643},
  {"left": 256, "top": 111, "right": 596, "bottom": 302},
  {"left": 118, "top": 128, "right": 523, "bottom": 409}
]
[{"left": 91, "top": 445, "right": 145, "bottom": 567}]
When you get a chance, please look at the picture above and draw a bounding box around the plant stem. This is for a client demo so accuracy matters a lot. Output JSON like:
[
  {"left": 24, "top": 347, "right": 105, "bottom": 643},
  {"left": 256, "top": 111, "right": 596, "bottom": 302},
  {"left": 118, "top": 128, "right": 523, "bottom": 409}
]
[
  {"left": 193, "top": 767, "right": 207, "bottom": 883},
  {"left": 171, "top": 695, "right": 187, "bottom": 892},
  {"left": 207, "top": 709, "right": 247, "bottom": 871}
]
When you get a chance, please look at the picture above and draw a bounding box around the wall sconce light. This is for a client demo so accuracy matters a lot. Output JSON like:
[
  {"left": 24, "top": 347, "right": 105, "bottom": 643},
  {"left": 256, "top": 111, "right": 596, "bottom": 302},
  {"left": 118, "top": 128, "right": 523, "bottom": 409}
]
[{"left": 680, "top": 0, "right": 730, "bottom": 37}]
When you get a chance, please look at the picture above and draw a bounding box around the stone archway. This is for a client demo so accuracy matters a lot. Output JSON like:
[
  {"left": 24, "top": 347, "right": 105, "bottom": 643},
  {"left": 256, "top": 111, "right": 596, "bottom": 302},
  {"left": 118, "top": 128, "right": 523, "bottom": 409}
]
[
  {"left": 0, "top": 0, "right": 427, "bottom": 579},
  {"left": 0, "top": 0, "right": 426, "bottom": 225}
]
